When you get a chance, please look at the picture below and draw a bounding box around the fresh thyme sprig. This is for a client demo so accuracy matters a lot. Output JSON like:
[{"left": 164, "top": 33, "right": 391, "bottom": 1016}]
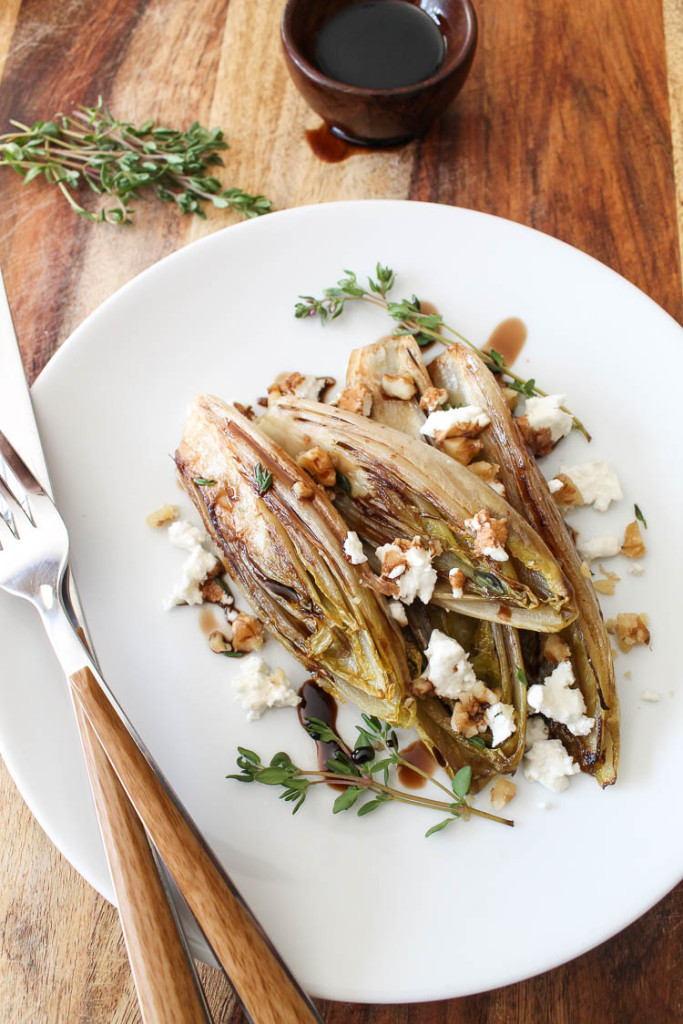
[
  {"left": 254, "top": 463, "right": 273, "bottom": 495},
  {"left": 228, "top": 712, "right": 513, "bottom": 836},
  {"left": 0, "top": 98, "right": 271, "bottom": 225},
  {"left": 295, "top": 264, "right": 590, "bottom": 439}
]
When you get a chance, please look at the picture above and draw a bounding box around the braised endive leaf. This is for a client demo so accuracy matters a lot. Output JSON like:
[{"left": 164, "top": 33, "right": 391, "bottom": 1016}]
[{"left": 175, "top": 395, "right": 414, "bottom": 726}]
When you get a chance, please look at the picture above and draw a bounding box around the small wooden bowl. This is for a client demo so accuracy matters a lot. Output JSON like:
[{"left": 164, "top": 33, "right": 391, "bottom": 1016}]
[{"left": 281, "top": 0, "right": 478, "bottom": 146}]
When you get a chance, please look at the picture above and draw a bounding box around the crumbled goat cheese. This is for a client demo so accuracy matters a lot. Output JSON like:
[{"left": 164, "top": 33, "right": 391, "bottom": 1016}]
[
  {"left": 422, "top": 629, "right": 480, "bottom": 699},
  {"left": 419, "top": 405, "right": 490, "bottom": 440},
  {"left": 547, "top": 477, "right": 564, "bottom": 494},
  {"left": 642, "top": 689, "right": 662, "bottom": 703},
  {"left": 561, "top": 460, "right": 623, "bottom": 512},
  {"left": 523, "top": 737, "right": 580, "bottom": 792},
  {"left": 448, "top": 567, "right": 465, "bottom": 599},
  {"left": 164, "top": 520, "right": 219, "bottom": 608},
  {"left": 343, "top": 531, "right": 367, "bottom": 564},
  {"left": 525, "top": 715, "right": 550, "bottom": 750},
  {"left": 388, "top": 600, "right": 409, "bottom": 627},
  {"left": 628, "top": 564, "right": 645, "bottom": 576},
  {"left": 577, "top": 534, "right": 622, "bottom": 561},
  {"left": 376, "top": 539, "right": 437, "bottom": 604},
  {"left": 485, "top": 702, "right": 516, "bottom": 747},
  {"left": 527, "top": 660, "right": 595, "bottom": 737},
  {"left": 523, "top": 395, "right": 573, "bottom": 442},
  {"left": 231, "top": 656, "right": 301, "bottom": 721}
]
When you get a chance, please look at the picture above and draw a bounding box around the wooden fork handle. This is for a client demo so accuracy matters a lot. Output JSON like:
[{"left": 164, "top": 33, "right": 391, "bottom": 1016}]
[
  {"left": 70, "top": 666, "right": 322, "bottom": 1024},
  {"left": 74, "top": 700, "right": 210, "bottom": 1024}
]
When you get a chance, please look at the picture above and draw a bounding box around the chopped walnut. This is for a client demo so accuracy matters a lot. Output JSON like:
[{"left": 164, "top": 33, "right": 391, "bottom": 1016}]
[
  {"left": 449, "top": 567, "right": 466, "bottom": 598},
  {"left": 337, "top": 384, "right": 373, "bottom": 416},
  {"left": 267, "top": 372, "right": 335, "bottom": 401},
  {"left": 549, "top": 473, "right": 584, "bottom": 506},
  {"left": 292, "top": 480, "right": 315, "bottom": 500},
  {"left": 450, "top": 683, "right": 497, "bottom": 738},
  {"left": 580, "top": 560, "right": 592, "bottom": 579},
  {"left": 231, "top": 613, "right": 265, "bottom": 653},
  {"left": 516, "top": 416, "right": 555, "bottom": 457},
  {"left": 621, "top": 520, "right": 646, "bottom": 560},
  {"left": 606, "top": 613, "right": 650, "bottom": 653},
  {"left": 411, "top": 676, "right": 434, "bottom": 697},
  {"left": 543, "top": 634, "right": 572, "bottom": 665},
  {"left": 419, "top": 387, "right": 449, "bottom": 414},
  {"left": 296, "top": 446, "right": 336, "bottom": 487},
  {"left": 208, "top": 630, "right": 232, "bottom": 654},
  {"left": 465, "top": 510, "right": 509, "bottom": 562},
  {"left": 200, "top": 576, "right": 233, "bottom": 606},
  {"left": 439, "top": 436, "right": 484, "bottom": 465},
  {"left": 468, "top": 461, "right": 501, "bottom": 484},
  {"left": 593, "top": 564, "right": 621, "bottom": 596},
  {"left": 233, "top": 402, "right": 257, "bottom": 420},
  {"left": 146, "top": 504, "right": 178, "bottom": 528},
  {"left": 490, "top": 777, "right": 516, "bottom": 811},
  {"left": 380, "top": 373, "right": 417, "bottom": 400},
  {"left": 500, "top": 387, "right": 519, "bottom": 412}
]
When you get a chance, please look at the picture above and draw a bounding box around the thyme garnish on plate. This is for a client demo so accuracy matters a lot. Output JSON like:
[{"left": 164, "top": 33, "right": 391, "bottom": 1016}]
[
  {"left": 0, "top": 98, "right": 271, "bottom": 225},
  {"left": 228, "top": 713, "right": 513, "bottom": 836},
  {"left": 294, "top": 263, "right": 589, "bottom": 439}
]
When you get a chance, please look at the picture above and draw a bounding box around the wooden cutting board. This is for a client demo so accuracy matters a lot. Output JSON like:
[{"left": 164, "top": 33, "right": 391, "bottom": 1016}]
[{"left": 1, "top": 0, "right": 682, "bottom": 1021}]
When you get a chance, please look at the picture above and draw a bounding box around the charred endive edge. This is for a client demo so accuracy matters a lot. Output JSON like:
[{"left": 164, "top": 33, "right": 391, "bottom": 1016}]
[
  {"left": 259, "top": 397, "right": 577, "bottom": 632},
  {"left": 429, "top": 347, "right": 619, "bottom": 786},
  {"left": 346, "top": 337, "right": 526, "bottom": 785},
  {"left": 175, "top": 395, "right": 414, "bottom": 727}
]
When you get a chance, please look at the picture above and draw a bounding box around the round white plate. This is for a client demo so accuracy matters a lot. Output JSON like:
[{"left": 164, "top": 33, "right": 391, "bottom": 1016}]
[{"left": 2, "top": 201, "right": 682, "bottom": 1003}]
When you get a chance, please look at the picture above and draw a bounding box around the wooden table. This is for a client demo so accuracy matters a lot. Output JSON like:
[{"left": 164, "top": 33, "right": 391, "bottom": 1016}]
[{"left": 1, "top": 0, "right": 682, "bottom": 1020}]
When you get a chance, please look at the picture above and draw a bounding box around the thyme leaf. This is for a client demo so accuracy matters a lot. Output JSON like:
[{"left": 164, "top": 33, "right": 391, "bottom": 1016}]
[
  {"left": 634, "top": 503, "right": 648, "bottom": 529},
  {"left": 254, "top": 463, "right": 273, "bottom": 495},
  {"left": 0, "top": 98, "right": 271, "bottom": 225}
]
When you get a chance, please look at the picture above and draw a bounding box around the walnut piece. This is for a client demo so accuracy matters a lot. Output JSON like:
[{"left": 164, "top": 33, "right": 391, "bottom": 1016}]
[
  {"left": 542, "top": 634, "right": 572, "bottom": 665},
  {"left": 621, "top": 520, "right": 646, "bottom": 560},
  {"left": 292, "top": 480, "right": 315, "bottom": 500},
  {"left": 411, "top": 676, "right": 434, "bottom": 697},
  {"left": 419, "top": 387, "right": 449, "bottom": 414},
  {"left": 296, "top": 446, "right": 336, "bottom": 487},
  {"left": 267, "top": 372, "right": 335, "bottom": 401},
  {"left": 465, "top": 510, "right": 509, "bottom": 561},
  {"left": 490, "top": 777, "right": 516, "bottom": 811},
  {"left": 450, "top": 682, "right": 497, "bottom": 738},
  {"left": 208, "top": 630, "right": 232, "bottom": 654},
  {"left": 449, "top": 567, "right": 466, "bottom": 597},
  {"left": 231, "top": 613, "right": 265, "bottom": 653},
  {"left": 516, "top": 416, "right": 555, "bottom": 457},
  {"left": 440, "top": 436, "right": 483, "bottom": 466},
  {"left": 593, "top": 564, "right": 621, "bottom": 596},
  {"left": 606, "top": 613, "right": 650, "bottom": 653},
  {"left": 233, "top": 402, "right": 256, "bottom": 420},
  {"left": 146, "top": 504, "right": 178, "bottom": 528},
  {"left": 467, "top": 461, "right": 500, "bottom": 484},
  {"left": 337, "top": 384, "right": 373, "bottom": 416},
  {"left": 550, "top": 473, "right": 584, "bottom": 506},
  {"left": 380, "top": 373, "right": 417, "bottom": 400},
  {"left": 200, "top": 576, "right": 233, "bottom": 607}
]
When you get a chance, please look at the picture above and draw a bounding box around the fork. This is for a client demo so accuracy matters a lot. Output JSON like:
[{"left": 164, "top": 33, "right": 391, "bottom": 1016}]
[{"left": 0, "top": 427, "right": 324, "bottom": 1024}]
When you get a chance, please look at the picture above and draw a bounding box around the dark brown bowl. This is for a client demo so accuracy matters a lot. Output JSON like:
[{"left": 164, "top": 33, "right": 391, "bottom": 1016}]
[{"left": 281, "top": 0, "right": 478, "bottom": 146}]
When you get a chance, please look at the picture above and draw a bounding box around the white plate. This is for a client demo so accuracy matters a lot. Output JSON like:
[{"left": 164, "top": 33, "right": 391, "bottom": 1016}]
[{"left": 2, "top": 201, "right": 682, "bottom": 1003}]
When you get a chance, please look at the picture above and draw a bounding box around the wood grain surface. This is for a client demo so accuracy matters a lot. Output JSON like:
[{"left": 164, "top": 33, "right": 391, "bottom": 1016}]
[{"left": 1, "top": 0, "right": 682, "bottom": 1021}]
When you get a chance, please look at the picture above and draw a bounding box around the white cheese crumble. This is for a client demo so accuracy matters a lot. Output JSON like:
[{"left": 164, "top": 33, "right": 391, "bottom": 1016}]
[
  {"left": 422, "top": 629, "right": 479, "bottom": 698},
  {"left": 642, "top": 689, "right": 662, "bottom": 703},
  {"left": 525, "top": 715, "right": 550, "bottom": 750},
  {"left": 419, "top": 405, "right": 490, "bottom": 439},
  {"left": 343, "top": 530, "right": 367, "bottom": 564},
  {"left": 464, "top": 511, "right": 509, "bottom": 562},
  {"left": 485, "top": 702, "right": 517, "bottom": 747},
  {"left": 527, "top": 660, "right": 595, "bottom": 736},
  {"left": 231, "top": 656, "right": 301, "bottom": 721},
  {"left": 577, "top": 534, "right": 621, "bottom": 561},
  {"left": 375, "top": 540, "right": 437, "bottom": 604},
  {"left": 523, "top": 737, "right": 580, "bottom": 792},
  {"left": 448, "top": 567, "right": 464, "bottom": 599},
  {"left": 164, "top": 520, "right": 219, "bottom": 609},
  {"left": 523, "top": 394, "right": 573, "bottom": 442},
  {"left": 561, "top": 460, "right": 623, "bottom": 512},
  {"left": 388, "top": 600, "right": 409, "bottom": 627},
  {"left": 628, "top": 564, "right": 645, "bottom": 576},
  {"left": 547, "top": 477, "right": 564, "bottom": 494}
]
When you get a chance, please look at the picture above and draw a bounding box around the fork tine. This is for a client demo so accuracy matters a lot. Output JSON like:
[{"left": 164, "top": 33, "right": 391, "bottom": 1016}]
[
  {"left": 0, "top": 453, "right": 34, "bottom": 524},
  {"left": 0, "top": 426, "right": 46, "bottom": 497},
  {"left": 0, "top": 472, "right": 25, "bottom": 539}
]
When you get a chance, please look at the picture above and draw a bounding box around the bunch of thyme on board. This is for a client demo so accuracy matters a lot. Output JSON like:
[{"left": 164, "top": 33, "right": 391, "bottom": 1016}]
[
  {"left": 229, "top": 712, "right": 513, "bottom": 838},
  {"left": 0, "top": 98, "right": 271, "bottom": 225},
  {"left": 294, "top": 263, "right": 589, "bottom": 439}
]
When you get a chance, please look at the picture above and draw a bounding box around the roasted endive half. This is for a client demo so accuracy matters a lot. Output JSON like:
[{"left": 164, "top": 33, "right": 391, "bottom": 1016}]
[
  {"left": 344, "top": 336, "right": 526, "bottom": 783},
  {"left": 175, "top": 394, "right": 414, "bottom": 727},
  {"left": 259, "top": 397, "right": 576, "bottom": 632},
  {"left": 429, "top": 346, "right": 619, "bottom": 785}
]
